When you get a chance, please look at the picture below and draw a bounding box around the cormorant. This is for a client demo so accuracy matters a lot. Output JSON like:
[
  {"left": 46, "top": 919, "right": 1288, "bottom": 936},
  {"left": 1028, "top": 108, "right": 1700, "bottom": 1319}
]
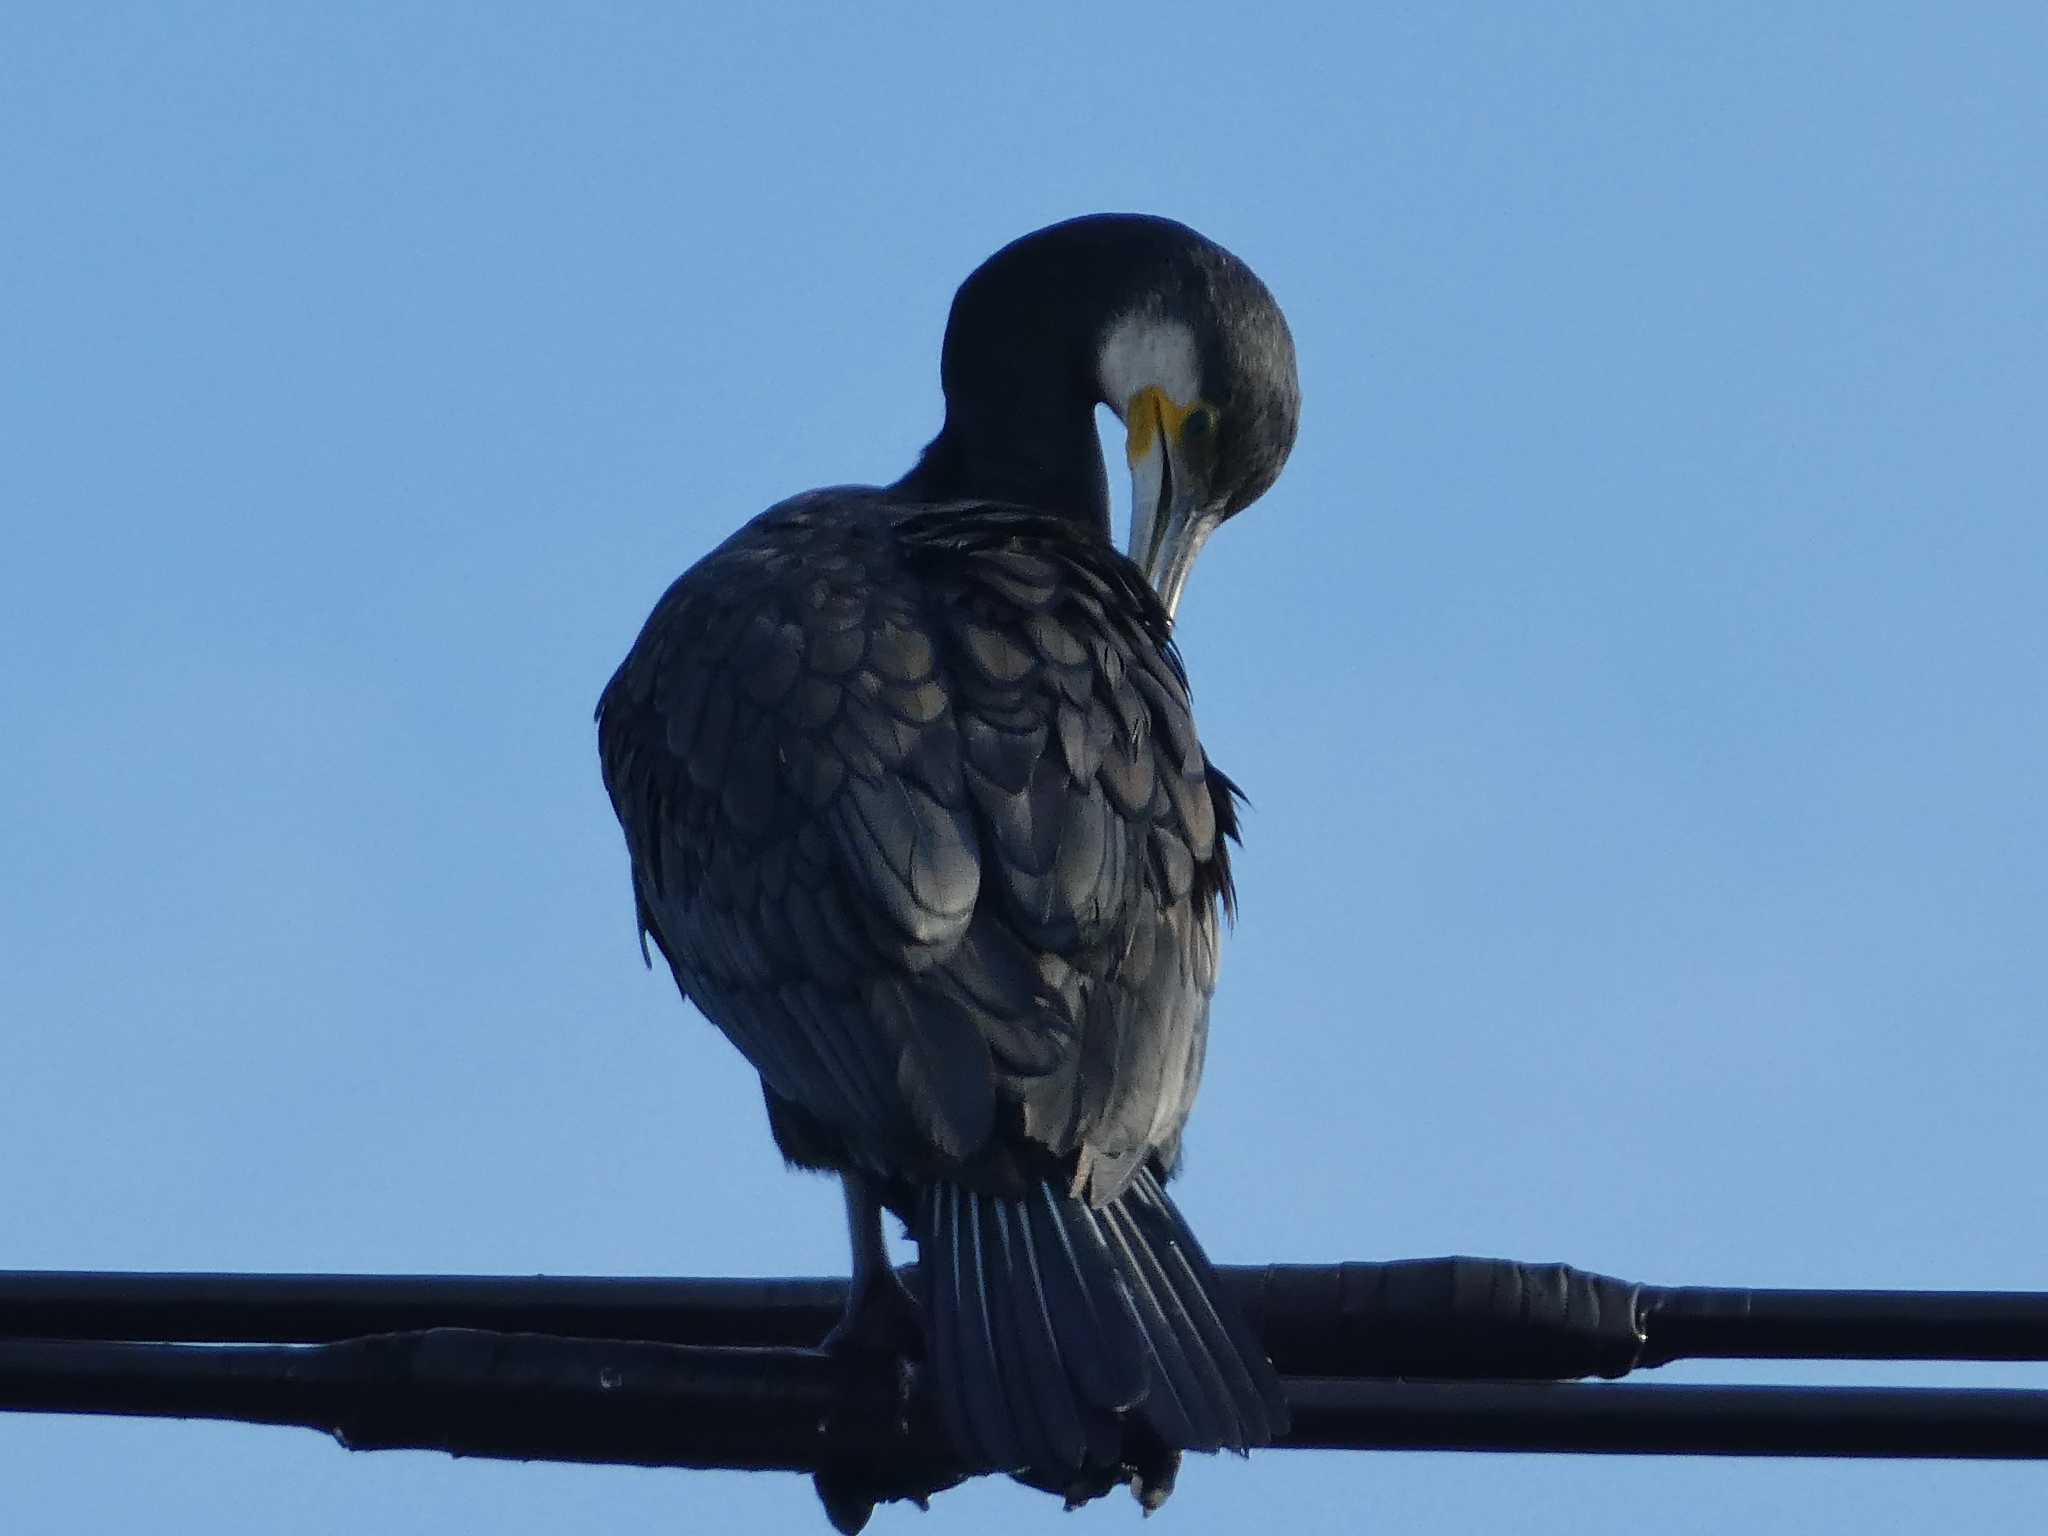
[{"left": 596, "top": 214, "right": 1299, "bottom": 1512}]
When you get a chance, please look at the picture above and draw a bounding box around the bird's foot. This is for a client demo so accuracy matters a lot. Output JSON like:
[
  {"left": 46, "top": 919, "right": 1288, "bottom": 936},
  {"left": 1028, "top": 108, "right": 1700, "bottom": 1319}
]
[
  {"left": 812, "top": 1265, "right": 945, "bottom": 1534},
  {"left": 1009, "top": 1419, "right": 1181, "bottom": 1513},
  {"left": 1124, "top": 1439, "right": 1181, "bottom": 1512},
  {"left": 820, "top": 1261, "right": 924, "bottom": 1363}
]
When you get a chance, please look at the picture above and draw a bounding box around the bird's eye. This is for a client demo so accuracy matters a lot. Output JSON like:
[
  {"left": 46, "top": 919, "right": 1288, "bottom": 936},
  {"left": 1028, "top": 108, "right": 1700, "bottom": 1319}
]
[{"left": 1182, "top": 406, "right": 1216, "bottom": 441}]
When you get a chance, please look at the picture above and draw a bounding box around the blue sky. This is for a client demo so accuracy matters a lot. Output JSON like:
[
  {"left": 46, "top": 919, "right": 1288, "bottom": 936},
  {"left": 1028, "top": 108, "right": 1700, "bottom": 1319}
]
[{"left": 4, "top": 4, "right": 2045, "bottom": 1531}]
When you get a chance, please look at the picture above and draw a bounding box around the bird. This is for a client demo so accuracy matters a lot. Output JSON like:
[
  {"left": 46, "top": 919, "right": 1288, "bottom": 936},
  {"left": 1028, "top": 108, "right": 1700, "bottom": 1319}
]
[{"left": 595, "top": 213, "right": 1299, "bottom": 1515}]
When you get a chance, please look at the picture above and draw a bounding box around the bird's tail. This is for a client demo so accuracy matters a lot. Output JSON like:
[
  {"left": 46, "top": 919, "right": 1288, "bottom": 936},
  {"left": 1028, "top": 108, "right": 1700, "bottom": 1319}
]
[{"left": 913, "top": 1165, "right": 1288, "bottom": 1482}]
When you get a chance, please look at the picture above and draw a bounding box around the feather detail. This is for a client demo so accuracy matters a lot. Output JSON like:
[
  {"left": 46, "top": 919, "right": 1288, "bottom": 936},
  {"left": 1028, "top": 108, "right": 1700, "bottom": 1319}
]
[{"left": 914, "top": 1169, "right": 1284, "bottom": 1477}]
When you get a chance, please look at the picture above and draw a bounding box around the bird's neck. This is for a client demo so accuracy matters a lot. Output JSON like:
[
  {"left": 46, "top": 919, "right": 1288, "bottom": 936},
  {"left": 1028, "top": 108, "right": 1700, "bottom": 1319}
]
[{"left": 894, "top": 402, "right": 1112, "bottom": 543}]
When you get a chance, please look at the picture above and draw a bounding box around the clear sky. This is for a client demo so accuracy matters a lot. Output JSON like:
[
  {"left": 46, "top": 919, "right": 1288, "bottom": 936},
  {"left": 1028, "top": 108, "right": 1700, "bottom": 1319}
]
[{"left": 4, "top": 4, "right": 2045, "bottom": 1532}]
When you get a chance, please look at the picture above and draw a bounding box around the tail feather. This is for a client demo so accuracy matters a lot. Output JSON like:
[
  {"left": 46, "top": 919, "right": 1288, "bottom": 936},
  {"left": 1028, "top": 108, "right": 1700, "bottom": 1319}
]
[
  {"left": 917, "top": 1167, "right": 1287, "bottom": 1478},
  {"left": 992, "top": 1196, "right": 1094, "bottom": 1468},
  {"left": 1119, "top": 1167, "right": 1290, "bottom": 1446},
  {"left": 1097, "top": 1197, "right": 1224, "bottom": 1449},
  {"left": 975, "top": 1194, "right": 1058, "bottom": 1467},
  {"left": 1027, "top": 1180, "right": 1148, "bottom": 1413},
  {"left": 941, "top": 1188, "right": 1026, "bottom": 1469}
]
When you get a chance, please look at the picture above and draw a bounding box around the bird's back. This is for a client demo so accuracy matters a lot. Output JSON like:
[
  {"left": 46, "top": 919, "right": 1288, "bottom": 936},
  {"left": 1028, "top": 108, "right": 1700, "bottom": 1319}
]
[{"left": 596, "top": 487, "right": 1239, "bottom": 1203}]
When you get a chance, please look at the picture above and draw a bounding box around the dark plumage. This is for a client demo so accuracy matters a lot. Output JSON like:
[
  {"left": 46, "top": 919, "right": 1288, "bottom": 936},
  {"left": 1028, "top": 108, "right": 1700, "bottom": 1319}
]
[{"left": 596, "top": 214, "right": 1298, "bottom": 1513}]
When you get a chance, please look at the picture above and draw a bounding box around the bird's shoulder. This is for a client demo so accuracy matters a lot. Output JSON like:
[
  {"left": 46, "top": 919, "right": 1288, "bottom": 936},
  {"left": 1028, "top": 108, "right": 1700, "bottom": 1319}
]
[{"left": 596, "top": 484, "right": 1230, "bottom": 941}]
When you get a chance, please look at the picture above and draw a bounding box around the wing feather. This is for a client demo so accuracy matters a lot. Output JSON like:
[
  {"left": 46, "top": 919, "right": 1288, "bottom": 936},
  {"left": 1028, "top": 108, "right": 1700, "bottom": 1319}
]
[{"left": 597, "top": 492, "right": 1235, "bottom": 1191}]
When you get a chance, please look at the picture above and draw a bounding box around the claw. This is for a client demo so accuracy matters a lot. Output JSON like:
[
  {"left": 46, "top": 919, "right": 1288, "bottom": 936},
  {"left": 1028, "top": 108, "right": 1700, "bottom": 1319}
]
[
  {"left": 822, "top": 1262, "right": 924, "bottom": 1363},
  {"left": 807, "top": 1175, "right": 960, "bottom": 1528}
]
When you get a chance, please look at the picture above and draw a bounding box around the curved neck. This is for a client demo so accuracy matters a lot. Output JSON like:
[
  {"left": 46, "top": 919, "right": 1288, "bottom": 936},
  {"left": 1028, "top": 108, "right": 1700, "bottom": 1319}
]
[{"left": 894, "top": 396, "right": 1112, "bottom": 542}]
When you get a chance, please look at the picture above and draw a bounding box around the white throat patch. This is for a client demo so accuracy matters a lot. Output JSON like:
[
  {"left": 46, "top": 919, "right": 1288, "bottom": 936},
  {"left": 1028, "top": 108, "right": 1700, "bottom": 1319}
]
[{"left": 1096, "top": 313, "right": 1200, "bottom": 417}]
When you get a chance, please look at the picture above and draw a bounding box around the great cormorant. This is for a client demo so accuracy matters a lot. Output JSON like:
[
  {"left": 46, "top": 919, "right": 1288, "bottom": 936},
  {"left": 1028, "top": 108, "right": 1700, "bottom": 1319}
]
[{"left": 596, "top": 214, "right": 1299, "bottom": 1510}]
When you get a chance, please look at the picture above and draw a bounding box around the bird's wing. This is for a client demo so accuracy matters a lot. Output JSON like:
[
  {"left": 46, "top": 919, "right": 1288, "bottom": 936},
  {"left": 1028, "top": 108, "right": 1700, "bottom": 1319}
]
[
  {"left": 895, "top": 506, "right": 1235, "bottom": 1200},
  {"left": 597, "top": 493, "right": 1233, "bottom": 1194}
]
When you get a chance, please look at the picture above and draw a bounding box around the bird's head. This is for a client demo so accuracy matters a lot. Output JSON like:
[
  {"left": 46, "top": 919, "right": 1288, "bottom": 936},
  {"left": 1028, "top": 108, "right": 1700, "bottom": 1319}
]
[
  {"left": 1092, "top": 231, "right": 1299, "bottom": 618},
  {"left": 936, "top": 214, "right": 1299, "bottom": 617}
]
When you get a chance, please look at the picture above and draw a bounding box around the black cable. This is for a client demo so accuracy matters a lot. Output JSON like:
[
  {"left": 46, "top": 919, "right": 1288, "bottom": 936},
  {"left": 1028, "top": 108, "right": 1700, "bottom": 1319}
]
[
  {"left": 8, "top": 1259, "right": 2048, "bottom": 1375},
  {"left": 7, "top": 1332, "right": 2048, "bottom": 1467}
]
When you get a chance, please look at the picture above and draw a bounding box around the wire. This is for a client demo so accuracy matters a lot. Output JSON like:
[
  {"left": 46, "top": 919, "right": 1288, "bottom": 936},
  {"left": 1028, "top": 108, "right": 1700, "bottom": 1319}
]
[{"left": 8, "top": 1259, "right": 2048, "bottom": 1374}]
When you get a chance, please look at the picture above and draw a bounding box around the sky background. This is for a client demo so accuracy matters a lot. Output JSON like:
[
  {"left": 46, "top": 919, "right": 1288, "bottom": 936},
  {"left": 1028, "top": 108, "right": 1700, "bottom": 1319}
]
[{"left": 4, "top": 3, "right": 2046, "bottom": 1531}]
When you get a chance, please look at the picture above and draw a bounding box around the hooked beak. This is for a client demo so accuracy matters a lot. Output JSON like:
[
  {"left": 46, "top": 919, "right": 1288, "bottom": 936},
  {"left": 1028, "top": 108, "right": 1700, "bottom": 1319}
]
[{"left": 1123, "top": 387, "right": 1220, "bottom": 620}]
